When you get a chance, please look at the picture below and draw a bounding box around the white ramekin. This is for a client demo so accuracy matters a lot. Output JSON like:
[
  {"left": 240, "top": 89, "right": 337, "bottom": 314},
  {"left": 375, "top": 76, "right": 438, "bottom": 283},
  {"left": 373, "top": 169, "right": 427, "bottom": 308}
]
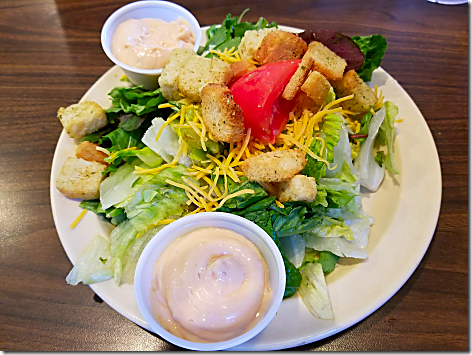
[
  {"left": 101, "top": 1, "right": 201, "bottom": 90},
  {"left": 134, "top": 212, "right": 286, "bottom": 351}
]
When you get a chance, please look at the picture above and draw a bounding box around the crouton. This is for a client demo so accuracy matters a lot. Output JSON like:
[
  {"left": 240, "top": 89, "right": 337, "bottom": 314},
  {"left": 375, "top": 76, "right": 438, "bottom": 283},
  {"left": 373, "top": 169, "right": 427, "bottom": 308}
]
[
  {"left": 333, "top": 70, "right": 377, "bottom": 114},
  {"left": 228, "top": 60, "right": 257, "bottom": 86},
  {"left": 178, "top": 56, "right": 232, "bottom": 102},
  {"left": 201, "top": 84, "right": 246, "bottom": 143},
  {"left": 305, "top": 41, "right": 347, "bottom": 83},
  {"left": 281, "top": 54, "right": 314, "bottom": 100},
  {"left": 301, "top": 71, "right": 332, "bottom": 106},
  {"left": 56, "top": 157, "right": 106, "bottom": 200},
  {"left": 75, "top": 141, "right": 108, "bottom": 166},
  {"left": 255, "top": 30, "right": 307, "bottom": 65},
  {"left": 158, "top": 48, "right": 196, "bottom": 101},
  {"left": 238, "top": 28, "right": 277, "bottom": 61},
  {"left": 276, "top": 174, "right": 318, "bottom": 203},
  {"left": 57, "top": 101, "right": 107, "bottom": 139},
  {"left": 242, "top": 149, "right": 306, "bottom": 182}
]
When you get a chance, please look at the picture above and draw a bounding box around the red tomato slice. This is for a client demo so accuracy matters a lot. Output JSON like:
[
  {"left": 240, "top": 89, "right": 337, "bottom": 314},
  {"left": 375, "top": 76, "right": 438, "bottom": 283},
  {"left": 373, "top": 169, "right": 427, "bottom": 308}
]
[{"left": 230, "top": 59, "right": 301, "bottom": 144}]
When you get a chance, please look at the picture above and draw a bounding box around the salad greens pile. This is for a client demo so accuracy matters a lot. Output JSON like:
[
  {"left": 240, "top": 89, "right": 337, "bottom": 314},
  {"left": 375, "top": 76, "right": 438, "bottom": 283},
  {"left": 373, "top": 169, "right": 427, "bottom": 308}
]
[
  {"left": 65, "top": 10, "right": 399, "bottom": 321},
  {"left": 198, "top": 9, "right": 277, "bottom": 56}
]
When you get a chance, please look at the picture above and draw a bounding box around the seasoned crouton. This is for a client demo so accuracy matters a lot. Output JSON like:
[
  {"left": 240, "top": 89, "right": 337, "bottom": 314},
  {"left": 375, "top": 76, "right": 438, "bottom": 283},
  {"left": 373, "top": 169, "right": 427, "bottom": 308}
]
[
  {"left": 56, "top": 157, "right": 106, "bottom": 200},
  {"left": 238, "top": 28, "right": 277, "bottom": 61},
  {"left": 178, "top": 56, "right": 232, "bottom": 102},
  {"left": 201, "top": 84, "right": 246, "bottom": 143},
  {"left": 333, "top": 69, "right": 377, "bottom": 114},
  {"left": 158, "top": 48, "right": 196, "bottom": 101},
  {"left": 228, "top": 60, "right": 257, "bottom": 86},
  {"left": 305, "top": 41, "right": 347, "bottom": 83},
  {"left": 242, "top": 149, "right": 306, "bottom": 182},
  {"left": 57, "top": 101, "right": 107, "bottom": 139},
  {"left": 301, "top": 71, "right": 332, "bottom": 106},
  {"left": 276, "top": 174, "right": 318, "bottom": 203},
  {"left": 255, "top": 30, "right": 307, "bottom": 65},
  {"left": 281, "top": 54, "right": 314, "bottom": 100},
  {"left": 75, "top": 141, "right": 108, "bottom": 166}
]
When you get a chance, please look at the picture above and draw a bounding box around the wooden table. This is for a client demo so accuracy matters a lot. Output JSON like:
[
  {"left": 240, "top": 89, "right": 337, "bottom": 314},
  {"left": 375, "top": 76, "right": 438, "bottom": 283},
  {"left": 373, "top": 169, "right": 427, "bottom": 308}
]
[{"left": 1, "top": 0, "right": 468, "bottom": 351}]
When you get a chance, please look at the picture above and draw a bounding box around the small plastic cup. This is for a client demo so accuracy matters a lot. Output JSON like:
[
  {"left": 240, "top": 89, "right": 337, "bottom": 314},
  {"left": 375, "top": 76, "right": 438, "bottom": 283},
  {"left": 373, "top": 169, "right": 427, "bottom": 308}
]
[
  {"left": 134, "top": 212, "right": 286, "bottom": 351},
  {"left": 101, "top": 1, "right": 201, "bottom": 90}
]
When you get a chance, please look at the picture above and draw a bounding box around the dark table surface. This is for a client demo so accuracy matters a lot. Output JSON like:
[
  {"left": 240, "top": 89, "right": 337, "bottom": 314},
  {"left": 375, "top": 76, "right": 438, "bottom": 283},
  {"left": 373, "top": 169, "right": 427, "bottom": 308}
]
[{"left": 1, "top": 0, "right": 468, "bottom": 351}]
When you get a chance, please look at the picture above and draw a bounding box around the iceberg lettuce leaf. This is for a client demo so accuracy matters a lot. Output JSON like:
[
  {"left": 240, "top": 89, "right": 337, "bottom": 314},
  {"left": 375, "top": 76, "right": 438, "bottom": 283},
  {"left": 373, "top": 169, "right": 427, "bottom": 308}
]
[
  {"left": 305, "top": 207, "right": 372, "bottom": 259},
  {"left": 66, "top": 235, "right": 113, "bottom": 285},
  {"left": 142, "top": 117, "right": 192, "bottom": 166},
  {"left": 123, "top": 166, "right": 189, "bottom": 232},
  {"left": 299, "top": 263, "right": 334, "bottom": 320},
  {"left": 100, "top": 161, "right": 150, "bottom": 210},
  {"left": 354, "top": 106, "right": 386, "bottom": 191}
]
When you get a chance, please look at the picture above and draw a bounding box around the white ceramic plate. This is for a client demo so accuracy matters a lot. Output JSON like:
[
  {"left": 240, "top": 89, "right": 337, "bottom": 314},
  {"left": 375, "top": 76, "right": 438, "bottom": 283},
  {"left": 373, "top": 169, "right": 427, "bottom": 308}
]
[{"left": 50, "top": 26, "right": 441, "bottom": 351}]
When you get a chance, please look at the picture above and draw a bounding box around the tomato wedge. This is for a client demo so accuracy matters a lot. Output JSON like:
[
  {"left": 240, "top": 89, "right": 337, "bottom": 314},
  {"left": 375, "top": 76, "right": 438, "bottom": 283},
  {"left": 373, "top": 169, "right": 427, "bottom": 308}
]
[{"left": 230, "top": 59, "right": 301, "bottom": 144}]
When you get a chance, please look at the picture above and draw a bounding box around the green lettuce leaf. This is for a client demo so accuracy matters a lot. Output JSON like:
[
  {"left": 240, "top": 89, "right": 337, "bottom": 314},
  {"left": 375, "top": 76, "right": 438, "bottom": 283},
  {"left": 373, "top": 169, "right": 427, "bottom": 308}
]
[
  {"left": 100, "top": 127, "right": 145, "bottom": 153},
  {"left": 376, "top": 101, "right": 399, "bottom": 175},
  {"left": 106, "top": 86, "right": 166, "bottom": 116},
  {"left": 199, "top": 10, "right": 277, "bottom": 56},
  {"left": 301, "top": 249, "right": 339, "bottom": 274},
  {"left": 104, "top": 146, "right": 163, "bottom": 168},
  {"left": 123, "top": 166, "right": 189, "bottom": 232},
  {"left": 352, "top": 34, "right": 387, "bottom": 82},
  {"left": 302, "top": 113, "right": 344, "bottom": 181},
  {"left": 316, "top": 177, "right": 358, "bottom": 208}
]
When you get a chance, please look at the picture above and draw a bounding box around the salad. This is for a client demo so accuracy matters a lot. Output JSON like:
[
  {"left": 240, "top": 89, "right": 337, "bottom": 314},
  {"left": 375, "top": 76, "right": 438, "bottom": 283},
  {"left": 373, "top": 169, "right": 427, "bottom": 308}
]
[{"left": 56, "top": 11, "right": 399, "bottom": 321}]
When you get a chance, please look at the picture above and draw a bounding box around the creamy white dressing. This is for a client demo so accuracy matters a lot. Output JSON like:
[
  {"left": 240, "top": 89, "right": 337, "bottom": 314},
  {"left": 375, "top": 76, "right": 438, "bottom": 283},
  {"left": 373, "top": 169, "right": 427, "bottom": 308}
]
[
  {"left": 112, "top": 17, "right": 195, "bottom": 70},
  {"left": 150, "top": 227, "right": 271, "bottom": 343}
]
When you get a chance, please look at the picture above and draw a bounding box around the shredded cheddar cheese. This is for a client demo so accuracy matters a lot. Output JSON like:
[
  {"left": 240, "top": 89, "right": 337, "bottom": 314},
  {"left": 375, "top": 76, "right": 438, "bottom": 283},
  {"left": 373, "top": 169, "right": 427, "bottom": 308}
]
[
  {"left": 70, "top": 209, "right": 87, "bottom": 229},
  {"left": 209, "top": 47, "right": 242, "bottom": 65}
]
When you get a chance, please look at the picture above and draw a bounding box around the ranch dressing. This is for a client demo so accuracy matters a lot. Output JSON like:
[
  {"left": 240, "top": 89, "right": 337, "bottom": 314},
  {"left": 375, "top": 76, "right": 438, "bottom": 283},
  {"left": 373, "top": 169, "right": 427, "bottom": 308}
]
[
  {"left": 150, "top": 227, "right": 271, "bottom": 343},
  {"left": 112, "top": 17, "right": 195, "bottom": 70}
]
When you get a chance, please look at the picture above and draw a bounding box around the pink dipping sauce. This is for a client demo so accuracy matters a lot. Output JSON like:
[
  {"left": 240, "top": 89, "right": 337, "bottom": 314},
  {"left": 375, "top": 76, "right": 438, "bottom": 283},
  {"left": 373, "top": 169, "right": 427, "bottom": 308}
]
[
  {"left": 150, "top": 227, "right": 271, "bottom": 343},
  {"left": 111, "top": 17, "right": 195, "bottom": 70}
]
